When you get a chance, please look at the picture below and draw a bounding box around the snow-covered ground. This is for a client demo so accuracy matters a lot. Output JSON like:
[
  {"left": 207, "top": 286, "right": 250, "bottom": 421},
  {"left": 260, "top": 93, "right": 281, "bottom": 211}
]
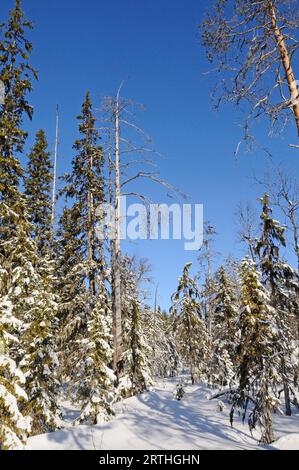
[{"left": 27, "top": 378, "right": 299, "bottom": 450}]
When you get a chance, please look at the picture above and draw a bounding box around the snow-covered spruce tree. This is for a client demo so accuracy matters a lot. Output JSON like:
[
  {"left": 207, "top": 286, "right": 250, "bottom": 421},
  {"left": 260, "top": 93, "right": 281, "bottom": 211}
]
[
  {"left": 0, "top": 202, "right": 40, "bottom": 447},
  {"left": 0, "top": 0, "right": 37, "bottom": 204},
  {"left": 74, "top": 287, "right": 115, "bottom": 425},
  {"left": 0, "top": 0, "right": 38, "bottom": 448},
  {"left": 118, "top": 256, "right": 153, "bottom": 397},
  {"left": 24, "top": 129, "right": 52, "bottom": 255},
  {"left": 60, "top": 91, "right": 105, "bottom": 296},
  {"left": 255, "top": 193, "right": 298, "bottom": 416},
  {"left": 55, "top": 206, "right": 89, "bottom": 384},
  {"left": 231, "top": 258, "right": 280, "bottom": 445},
  {"left": 210, "top": 266, "right": 239, "bottom": 388},
  {"left": 20, "top": 256, "right": 61, "bottom": 435},
  {"left": 0, "top": 288, "right": 31, "bottom": 449},
  {"left": 171, "top": 263, "right": 210, "bottom": 385},
  {"left": 143, "top": 306, "right": 180, "bottom": 378},
  {"left": 120, "top": 301, "right": 152, "bottom": 397},
  {"left": 57, "top": 92, "right": 106, "bottom": 383}
]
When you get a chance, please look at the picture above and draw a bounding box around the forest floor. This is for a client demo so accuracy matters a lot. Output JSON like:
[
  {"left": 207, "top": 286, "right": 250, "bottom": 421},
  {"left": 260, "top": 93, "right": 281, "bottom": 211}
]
[{"left": 27, "top": 377, "right": 299, "bottom": 450}]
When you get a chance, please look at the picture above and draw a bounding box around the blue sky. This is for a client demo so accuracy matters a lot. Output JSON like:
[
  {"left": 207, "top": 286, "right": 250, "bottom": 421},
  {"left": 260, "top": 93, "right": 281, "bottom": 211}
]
[{"left": 2, "top": 0, "right": 299, "bottom": 309}]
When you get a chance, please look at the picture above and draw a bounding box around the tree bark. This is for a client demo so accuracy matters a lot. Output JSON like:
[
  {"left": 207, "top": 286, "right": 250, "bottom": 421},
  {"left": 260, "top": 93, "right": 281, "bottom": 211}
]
[
  {"left": 50, "top": 105, "right": 59, "bottom": 242},
  {"left": 269, "top": 1, "right": 299, "bottom": 136},
  {"left": 113, "top": 84, "right": 123, "bottom": 382}
]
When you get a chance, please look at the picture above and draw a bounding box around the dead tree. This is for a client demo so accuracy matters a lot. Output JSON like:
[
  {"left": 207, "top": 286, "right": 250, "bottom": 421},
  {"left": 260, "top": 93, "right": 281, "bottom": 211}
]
[
  {"left": 200, "top": 0, "right": 299, "bottom": 146},
  {"left": 51, "top": 105, "right": 59, "bottom": 242},
  {"left": 235, "top": 202, "right": 259, "bottom": 261},
  {"left": 98, "top": 85, "right": 180, "bottom": 383}
]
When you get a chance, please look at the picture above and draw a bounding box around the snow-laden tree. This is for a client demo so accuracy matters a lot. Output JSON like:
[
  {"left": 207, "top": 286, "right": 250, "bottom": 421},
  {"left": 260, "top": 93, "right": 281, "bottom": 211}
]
[
  {"left": 75, "top": 288, "right": 115, "bottom": 425},
  {"left": 57, "top": 92, "right": 106, "bottom": 383},
  {"left": 20, "top": 256, "right": 60, "bottom": 435},
  {"left": 255, "top": 193, "right": 298, "bottom": 416},
  {"left": 171, "top": 262, "right": 210, "bottom": 385},
  {"left": 55, "top": 206, "right": 89, "bottom": 383},
  {"left": 210, "top": 266, "right": 239, "bottom": 388},
  {"left": 0, "top": 0, "right": 37, "bottom": 204},
  {"left": 0, "top": 296, "right": 31, "bottom": 449},
  {"left": 118, "top": 257, "right": 153, "bottom": 397},
  {"left": 143, "top": 306, "right": 180, "bottom": 378},
  {"left": 231, "top": 258, "right": 280, "bottom": 445},
  {"left": 24, "top": 129, "right": 52, "bottom": 255},
  {"left": 60, "top": 91, "right": 105, "bottom": 296},
  {"left": 120, "top": 301, "right": 153, "bottom": 397}
]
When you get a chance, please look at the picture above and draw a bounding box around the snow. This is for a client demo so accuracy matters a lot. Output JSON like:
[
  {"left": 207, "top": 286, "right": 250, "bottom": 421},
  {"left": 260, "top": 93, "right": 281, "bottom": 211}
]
[
  {"left": 26, "top": 378, "right": 299, "bottom": 450},
  {"left": 272, "top": 434, "right": 299, "bottom": 450}
]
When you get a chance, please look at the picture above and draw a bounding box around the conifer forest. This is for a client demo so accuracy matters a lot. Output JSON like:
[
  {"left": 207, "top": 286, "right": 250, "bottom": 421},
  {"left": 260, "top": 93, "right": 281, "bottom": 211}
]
[{"left": 1, "top": 0, "right": 299, "bottom": 455}]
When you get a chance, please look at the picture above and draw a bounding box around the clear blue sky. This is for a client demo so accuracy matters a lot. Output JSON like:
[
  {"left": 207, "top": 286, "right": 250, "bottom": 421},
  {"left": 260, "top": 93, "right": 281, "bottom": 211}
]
[{"left": 2, "top": 0, "right": 299, "bottom": 309}]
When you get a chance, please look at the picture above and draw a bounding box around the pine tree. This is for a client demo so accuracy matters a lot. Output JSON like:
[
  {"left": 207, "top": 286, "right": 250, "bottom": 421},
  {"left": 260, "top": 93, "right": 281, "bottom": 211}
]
[
  {"left": 231, "top": 258, "right": 280, "bottom": 445},
  {"left": 255, "top": 194, "right": 298, "bottom": 416},
  {"left": 171, "top": 263, "right": 210, "bottom": 385},
  {"left": 75, "top": 288, "right": 115, "bottom": 424},
  {"left": 24, "top": 129, "right": 52, "bottom": 254},
  {"left": 0, "top": 0, "right": 37, "bottom": 203},
  {"left": 20, "top": 256, "right": 60, "bottom": 435},
  {"left": 210, "top": 266, "right": 239, "bottom": 388}
]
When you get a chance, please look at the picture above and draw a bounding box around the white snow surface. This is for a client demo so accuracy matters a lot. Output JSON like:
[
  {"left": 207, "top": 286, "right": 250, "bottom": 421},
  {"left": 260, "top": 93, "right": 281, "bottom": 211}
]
[
  {"left": 27, "top": 378, "right": 299, "bottom": 450},
  {"left": 272, "top": 434, "right": 299, "bottom": 450}
]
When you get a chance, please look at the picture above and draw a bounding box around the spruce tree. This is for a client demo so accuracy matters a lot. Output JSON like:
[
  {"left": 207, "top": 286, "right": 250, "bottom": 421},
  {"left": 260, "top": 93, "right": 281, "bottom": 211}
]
[
  {"left": 0, "top": 202, "right": 39, "bottom": 448},
  {"left": 57, "top": 93, "right": 106, "bottom": 383},
  {"left": 56, "top": 206, "right": 89, "bottom": 384},
  {"left": 20, "top": 256, "right": 60, "bottom": 435},
  {"left": 75, "top": 288, "right": 115, "bottom": 424},
  {"left": 60, "top": 91, "right": 105, "bottom": 295},
  {"left": 0, "top": 292, "right": 31, "bottom": 449},
  {"left": 24, "top": 129, "right": 52, "bottom": 254},
  {"left": 255, "top": 194, "right": 298, "bottom": 416},
  {"left": 231, "top": 258, "right": 280, "bottom": 444},
  {"left": 143, "top": 306, "right": 180, "bottom": 378},
  {"left": 171, "top": 263, "right": 210, "bottom": 385},
  {"left": 120, "top": 301, "right": 152, "bottom": 397},
  {"left": 119, "top": 257, "right": 153, "bottom": 396},
  {"left": 0, "top": 0, "right": 37, "bottom": 203},
  {"left": 210, "top": 266, "right": 239, "bottom": 388}
]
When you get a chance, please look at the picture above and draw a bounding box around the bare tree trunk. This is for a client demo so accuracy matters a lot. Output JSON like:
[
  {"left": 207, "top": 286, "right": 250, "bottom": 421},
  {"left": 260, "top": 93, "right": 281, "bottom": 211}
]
[
  {"left": 87, "top": 145, "right": 96, "bottom": 296},
  {"left": 113, "top": 84, "right": 124, "bottom": 382},
  {"left": 51, "top": 105, "right": 59, "bottom": 241},
  {"left": 269, "top": 1, "right": 299, "bottom": 135}
]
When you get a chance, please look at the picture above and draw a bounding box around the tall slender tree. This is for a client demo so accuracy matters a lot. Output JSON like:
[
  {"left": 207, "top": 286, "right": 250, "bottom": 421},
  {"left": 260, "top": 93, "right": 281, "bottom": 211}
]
[
  {"left": 0, "top": 0, "right": 37, "bottom": 203},
  {"left": 171, "top": 263, "right": 210, "bottom": 385},
  {"left": 231, "top": 258, "right": 280, "bottom": 444},
  {"left": 24, "top": 129, "right": 52, "bottom": 254},
  {"left": 255, "top": 193, "right": 298, "bottom": 416},
  {"left": 210, "top": 266, "right": 239, "bottom": 388}
]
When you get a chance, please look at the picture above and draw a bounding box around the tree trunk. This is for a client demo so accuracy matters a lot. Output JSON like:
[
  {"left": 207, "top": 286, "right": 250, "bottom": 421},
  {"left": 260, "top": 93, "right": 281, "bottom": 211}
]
[
  {"left": 112, "top": 85, "right": 123, "bottom": 382},
  {"left": 269, "top": 1, "right": 299, "bottom": 136},
  {"left": 261, "top": 399, "right": 274, "bottom": 444},
  {"left": 87, "top": 145, "right": 96, "bottom": 296},
  {"left": 50, "top": 105, "right": 59, "bottom": 242}
]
